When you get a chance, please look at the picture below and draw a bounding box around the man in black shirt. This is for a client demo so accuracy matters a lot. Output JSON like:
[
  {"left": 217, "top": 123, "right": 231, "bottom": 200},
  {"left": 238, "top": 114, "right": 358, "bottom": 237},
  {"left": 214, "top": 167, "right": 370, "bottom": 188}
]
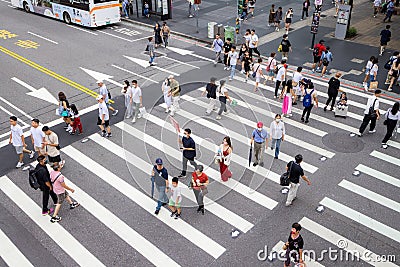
[
  {"left": 379, "top": 25, "right": 391, "bottom": 56},
  {"left": 283, "top": 222, "right": 305, "bottom": 266},
  {"left": 35, "top": 155, "right": 58, "bottom": 215},
  {"left": 178, "top": 128, "right": 198, "bottom": 178},
  {"left": 285, "top": 154, "right": 311, "bottom": 206},
  {"left": 223, "top": 38, "right": 232, "bottom": 70},
  {"left": 152, "top": 158, "right": 169, "bottom": 215},
  {"left": 202, "top": 77, "right": 218, "bottom": 115},
  {"left": 324, "top": 72, "right": 342, "bottom": 111},
  {"left": 280, "top": 34, "right": 292, "bottom": 60}
]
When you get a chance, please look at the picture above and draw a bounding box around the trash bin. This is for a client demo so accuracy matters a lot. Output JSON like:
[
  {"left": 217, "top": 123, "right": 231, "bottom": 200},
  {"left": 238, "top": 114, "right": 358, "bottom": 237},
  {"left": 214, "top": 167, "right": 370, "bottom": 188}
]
[
  {"left": 208, "top": 22, "right": 217, "bottom": 38},
  {"left": 224, "top": 26, "right": 235, "bottom": 42},
  {"left": 213, "top": 24, "right": 224, "bottom": 39}
]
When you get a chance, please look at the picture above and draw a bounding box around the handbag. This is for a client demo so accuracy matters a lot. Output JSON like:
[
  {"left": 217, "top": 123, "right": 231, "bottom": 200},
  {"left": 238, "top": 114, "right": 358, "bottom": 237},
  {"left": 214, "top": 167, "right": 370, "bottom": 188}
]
[
  {"left": 368, "top": 98, "right": 378, "bottom": 118},
  {"left": 139, "top": 107, "right": 147, "bottom": 116},
  {"left": 61, "top": 110, "right": 69, "bottom": 117},
  {"left": 277, "top": 44, "right": 283, "bottom": 52},
  {"left": 369, "top": 81, "right": 378, "bottom": 89},
  {"left": 252, "top": 64, "right": 260, "bottom": 78},
  {"left": 280, "top": 161, "right": 293, "bottom": 186}
]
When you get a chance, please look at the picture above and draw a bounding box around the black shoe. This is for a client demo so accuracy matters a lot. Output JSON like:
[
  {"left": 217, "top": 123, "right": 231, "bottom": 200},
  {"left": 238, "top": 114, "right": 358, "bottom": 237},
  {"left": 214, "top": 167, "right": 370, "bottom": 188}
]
[
  {"left": 70, "top": 202, "right": 80, "bottom": 209},
  {"left": 323, "top": 106, "right": 327, "bottom": 112},
  {"left": 301, "top": 117, "right": 305, "bottom": 122},
  {"left": 330, "top": 107, "right": 334, "bottom": 111},
  {"left": 201, "top": 208, "right": 205, "bottom": 215},
  {"left": 178, "top": 174, "right": 186, "bottom": 178},
  {"left": 170, "top": 211, "right": 177, "bottom": 217},
  {"left": 106, "top": 133, "right": 112, "bottom": 138},
  {"left": 305, "top": 120, "right": 309, "bottom": 123},
  {"left": 155, "top": 209, "right": 160, "bottom": 215},
  {"left": 274, "top": 156, "right": 278, "bottom": 159},
  {"left": 100, "top": 131, "right": 106, "bottom": 137},
  {"left": 292, "top": 102, "right": 297, "bottom": 105},
  {"left": 253, "top": 162, "right": 258, "bottom": 167},
  {"left": 50, "top": 215, "right": 61, "bottom": 223},
  {"left": 259, "top": 162, "right": 264, "bottom": 167},
  {"left": 162, "top": 203, "right": 167, "bottom": 206},
  {"left": 197, "top": 206, "right": 202, "bottom": 212},
  {"left": 174, "top": 213, "right": 181, "bottom": 219}
]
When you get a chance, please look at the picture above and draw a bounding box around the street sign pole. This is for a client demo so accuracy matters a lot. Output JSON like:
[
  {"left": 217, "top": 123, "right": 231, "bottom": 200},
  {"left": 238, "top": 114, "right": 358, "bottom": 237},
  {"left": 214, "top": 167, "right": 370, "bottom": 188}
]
[{"left": 310, "top": 11, "right": 320, "bottom": 49}]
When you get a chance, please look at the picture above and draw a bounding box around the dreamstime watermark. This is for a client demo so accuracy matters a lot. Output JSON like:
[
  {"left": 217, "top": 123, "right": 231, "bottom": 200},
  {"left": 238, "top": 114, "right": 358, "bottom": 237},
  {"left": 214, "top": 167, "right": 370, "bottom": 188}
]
[{"left": 257, "top": 240, "right": 396, "bottom": 263}]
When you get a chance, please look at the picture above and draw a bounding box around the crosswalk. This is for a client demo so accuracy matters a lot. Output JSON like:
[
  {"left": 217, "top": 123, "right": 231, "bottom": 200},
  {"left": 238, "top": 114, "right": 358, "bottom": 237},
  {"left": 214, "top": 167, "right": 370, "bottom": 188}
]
[{"left": 1, "top": 46, "right": 399, "bottom": 266}]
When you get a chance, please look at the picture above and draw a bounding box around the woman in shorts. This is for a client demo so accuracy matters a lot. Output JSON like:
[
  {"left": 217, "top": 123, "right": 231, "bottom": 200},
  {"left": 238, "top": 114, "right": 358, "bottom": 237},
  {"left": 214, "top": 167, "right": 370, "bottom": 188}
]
[
  {"left": 284, "top": 8, "right": 293, "bottom": 34},
  {"left": 265, "top": 52, "right": 277, "bottom": 84}
]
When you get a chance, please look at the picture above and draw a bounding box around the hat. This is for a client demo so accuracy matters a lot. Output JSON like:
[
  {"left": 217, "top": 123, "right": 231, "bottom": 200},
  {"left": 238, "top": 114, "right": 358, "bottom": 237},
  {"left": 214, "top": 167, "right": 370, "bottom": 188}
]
[
  {"left": 155, "top": 158, "right": 163, "bottom": 165},
  {"left": 96, "top": 80, "right": 103, "bottom": 84},
  {"left": 257, "top": 121, "right": 263, "bottom": 128},
  {"left": 31, "top": 118, "right": 40, "bottom": 123},
  {"left": 196, "top": 165, "right": 204, "bottom": 172},
  {"left": 96, "top": 95, "right": 103, "bottom": 100},
  {"left": 168, "top": 75, "right": 174, "bottom": 79}
]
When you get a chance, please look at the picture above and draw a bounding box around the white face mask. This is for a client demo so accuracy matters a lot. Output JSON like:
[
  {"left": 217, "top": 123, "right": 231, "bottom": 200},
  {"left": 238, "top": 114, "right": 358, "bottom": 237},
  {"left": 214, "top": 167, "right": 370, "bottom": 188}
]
[
  {"left": 257, "top": 127, "right": 262, "bottom": 131},
  {"left": 276, "top": 119, "right": 281, "bottom": 122}
]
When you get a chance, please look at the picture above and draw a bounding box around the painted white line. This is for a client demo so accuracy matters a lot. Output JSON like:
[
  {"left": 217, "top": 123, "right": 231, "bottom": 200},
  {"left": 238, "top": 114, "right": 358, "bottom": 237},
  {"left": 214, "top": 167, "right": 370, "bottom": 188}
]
[
  {"left": 0, "top": 176, "right": 105, "bottom": 267},
  {"left": 370, "top": 150, "right": 400, "bottom": 166},
  {"left": 387, "top": 140, "right": 400, "bottom": 149},
  {"left": 62, "top": 146, "right": 226, "bottom": 259},
  {"left": 271, "top": 241, "right": 325, "bottom": 267},
  {"left": 160, "top": 100, "right": 318, "bottom": 174},
  {"left": 339, "top": 179, "right": 400, "bottom": 213},
  {"left": 111, "top": 64, "right": 158, "bottom": 84},
  {"left": 116, "top": 122, "right": 279, "bottom": 210},
  {"left": 160, "top": 56, "right": 200, "bottom": 69},
  {"left": 225, "top": 82, "right": 327, "bottom": 137},
  {"left": 27, "top": 32, "right": 58, "bottom": 44},
  {"left": 130, "top": 35, "right": 154, "bottom": 42},
  {"left": 124, "top": 55, "right": 180, "bottom": 76},
  {"left": 97, "top": 30, "right": 135, "bottom": 42},
  {"left": 0, "top": 0, "right": 11, "bottom": 3},
  {"left": 186, "top": 92, "right": 334, "bottom": 158},
  {"left": 153, "top": 65, "right": 180, "bottom": 76},
  {"left": 66, "top": 25, "right": 98, "bottom": 35},
  {"left": 299, "top": 217, "right": 397, "bottom": 267},
  {"left": 320, "top": 197, "right": 400, "bottom": 244},
  {"left": 8, "top": 4, "right": 16, "bottom": 8},
  {"left": 0, "top": 105, "right": 29, "bottom": 127},
  {"left": 89, "top": 133, "right": 254, "bottom": 233},
  {"left": 355, "top": 164, "right": 400, "bottom": 188},
  {"left": 11, "top": 77, "right": 36, "bottom": 91},
  {"left": 0, "top": 228, "right": 34, "bottom": 267}
]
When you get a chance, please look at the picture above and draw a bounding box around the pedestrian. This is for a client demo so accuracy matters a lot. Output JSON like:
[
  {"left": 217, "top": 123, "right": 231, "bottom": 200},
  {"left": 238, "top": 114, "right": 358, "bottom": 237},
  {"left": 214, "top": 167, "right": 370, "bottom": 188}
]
[
  {"left": 314, "top": 0, "right": 323, "bottom": 11},
  {"left": 151, "top": 158, "right": 169, "bottom": 215},
  {"left": 388, "top": 60, "right": 399, "bottom": 92},
  {"left": 97, "top": 80, "right": 118, "bottom": 116},
  {"left": 250, "top": 121, "right": 269, "bottom": 167},
  {"left": 282, "top": 223, "right": 305, "bottom": 266},
  {"left": 169, "top": 177, "right": 182, "bottom": 219},
  {"left": 122, "top": 0, "right": 129, "bottom": 18},
  {"left": 358, "top": 89, "right": 382, "bottom": 136},
  {"left": 216, "top": 80, "right": 232, "bottom": 120},
  {"left": 42, "top": 126, "right": 64, "bottom": 167},
  {"left": 239, "top": 43, "right": 249, "bottom": 73},
  {"left": 50, "top": 164, "right": 79, "bottom": 223},
  {"left": 239, "top": 1, "right": 248, "bottom": 20},
  {"left": 281, "top": 80, "right": 295, "bottom": 117},
  {"left": 379, "top": 25, "right": 391, "bottom": 56},
  {"left": 324, "top": 72, "right": 342, "bottom": 111},
  {"left": 96, "top": 95, "right": 112, "bottom": 138},
  {"left": 274, "top": 58, "right": 287, "bottom": 98},
  {"left": 69, "top": 104, "right": 83, "bottom": 135},
  {"left": 301, "top": 0, "right": 310, "bottom": 20},
  {"left": 249, "top": 29, "right": 261, "bottom": 58},
  {"left": 35, "top": 155, "right": 58, "bottom": 216},
  {"left": 223, "top": 38, "right": 233, "bottom": 70},
  {"left": 270, "top": 114, "right": 285, "bottom": 159},
  {"left": 362, "top": 56, "right": 375, "bottom": 88},
  {"left": 373, "top": 0, "right": 382, "bottom": 17},
  {"left": 228, "top": 45, "right": 238, "bottom": 81},
  {"left": 285, "top": 154, "right": 311, "bottom": 207},
  {"left": 311, "top": 40, "right": 326, "bottom": 73},
  {"left": 385, "top": 51, "right": 399, "bottom": 86},
  {"left": 30, "top": 118, "right": 45, "bottom": 157},
  {"left": 292, "top": 66, "right": 304, "bottom": 105},
  {"left": 216, "top": 136, "right": 233, "bottom": 182},
  {"left": 153, "top": 22, "right": 162, "bottom": 48},
  {"left": 178, "top": 128, "right": 198, "bottom": 178},
  {"left": 382, "top": 102, "right": 400, "bottom": 149},
  {"left": 191, "top": 165, "right": 208, "bottom": 214},
  {"left": 162, "top": 78, "right": 172, "bottom": 113},
  {"left": 268, "top": 4, "right": 275, "bottom": 26},
  {"left": 280, "top": 34, "right": 292, "bottom": 60},
  {"left": 320, "top": 46, "right": 333, "bottom": 76},
  {"left": 243, "top": 51, "right": 253, "bottom": 82},
  {"left": 169, "top": 75, "right": 181, "bottom": 116},
  {"left": 383, "top": 0, "right": 395, "bottom": 22},
  {"left": 161, "top": 22, "right": 170, "bottom": 47},
  {"left": 243, "top": 29, "right": 251, "bottom": 47},
  {"left": 130, "top": 80, "right": 143, "bottom": 124},
  {"left": 58, "top": 92, "right": 72, "bottom": 132},
  {"left": 188, "top": 0, "right": 194, "bottom": 17},
  {"left": 248, "top": 0, "right": 256, "bottom": 17},
  {"left": 284, "top": 8, "right": 294, "bottom": 34},
  {"left": 9, "top": 116, "right": 34, "bottom": 168},
  {"left": 301, "top": 82, "right": 318, "bottom": 123},
  {"left": 147, "top": 37, "right": 155, "bottom": 66},
  {"left": 265, "top": 52, "right": 277, "bottom": 84},
  {"left": 365, "top": 57, "right": 379, "bottom": 91},
  {"left": 212, "top": 34, "right": 224, "bottom": 66},
  {"left": 121, "top": 80, "right": 133, "bottom": 118},
  {"left": 202, "top": 77, "right": 218, "bottom": 115},
  {"left": 253, "top": 58, "right": 265, "bottom": 92},
  {"left": 274, "top": 7, "right": 283, "bottom": 31},
  {"left": 143, "top": 1, "right": 150, "bottom": 17}
]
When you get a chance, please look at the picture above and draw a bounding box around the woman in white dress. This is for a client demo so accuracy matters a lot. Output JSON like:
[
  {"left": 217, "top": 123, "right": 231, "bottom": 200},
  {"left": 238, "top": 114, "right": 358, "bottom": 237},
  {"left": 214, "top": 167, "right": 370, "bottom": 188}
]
[
  {"left": 121, "top": 80, "right": 133, "bottom": 119},
  {"left": 162, "top": 78, "right": 172, "bottom": 113}
]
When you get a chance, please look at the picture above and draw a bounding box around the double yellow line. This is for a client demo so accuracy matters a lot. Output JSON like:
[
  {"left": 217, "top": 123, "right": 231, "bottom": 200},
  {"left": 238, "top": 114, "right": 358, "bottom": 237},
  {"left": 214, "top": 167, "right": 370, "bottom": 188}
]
[{"left": 0, "top": 45, "right": 113, "bottom": 103}]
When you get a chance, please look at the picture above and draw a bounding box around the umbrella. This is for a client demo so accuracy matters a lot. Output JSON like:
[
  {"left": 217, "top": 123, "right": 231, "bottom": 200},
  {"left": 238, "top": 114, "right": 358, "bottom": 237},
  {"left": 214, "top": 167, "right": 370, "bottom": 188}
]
[
  {"left": 248, "top": 145, "right": 253, "bottom": 167},
  {"left": 150, "top": 175, "right": 155, "bottom": 199}
]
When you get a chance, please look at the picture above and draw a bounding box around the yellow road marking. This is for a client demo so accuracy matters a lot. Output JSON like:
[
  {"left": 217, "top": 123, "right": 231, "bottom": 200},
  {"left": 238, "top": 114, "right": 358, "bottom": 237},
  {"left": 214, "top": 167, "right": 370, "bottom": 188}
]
[{"left": 0, "top": 45, "right": 114, "bottom": 103}]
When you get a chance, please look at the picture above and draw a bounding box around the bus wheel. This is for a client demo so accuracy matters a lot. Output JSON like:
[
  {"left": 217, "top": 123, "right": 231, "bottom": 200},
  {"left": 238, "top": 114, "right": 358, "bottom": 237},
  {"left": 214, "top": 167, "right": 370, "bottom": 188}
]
[
  {"left": 63, "top": 12, "right": 71, "bottom": 24},
  {"left": 23, "top": 2, "right": 30, "bottom": 12}
]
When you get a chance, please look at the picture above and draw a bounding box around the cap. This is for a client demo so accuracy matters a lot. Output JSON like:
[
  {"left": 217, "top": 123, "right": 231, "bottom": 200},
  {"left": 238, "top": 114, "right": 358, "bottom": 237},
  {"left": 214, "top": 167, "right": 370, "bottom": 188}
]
[
  {"left": 96, "top": 80, "right": 103, "bottom": 84},
  {"left": 257, "top": 121, "right": 263, "bottom": 128},
  {"left": 196, "top": 165, "right": 204, "bottom": 172},
  {"left": 155, "top": 158, "right": 163, "bottom": 165},
  {"left": 168, "top": 75, "right": 174, "bottom": 79},
  {"left": 96, "top": 95, "right": 103, "bottom": 100},
  {"left": 31, "top": 118, "right": 40, "bottom": 123}
]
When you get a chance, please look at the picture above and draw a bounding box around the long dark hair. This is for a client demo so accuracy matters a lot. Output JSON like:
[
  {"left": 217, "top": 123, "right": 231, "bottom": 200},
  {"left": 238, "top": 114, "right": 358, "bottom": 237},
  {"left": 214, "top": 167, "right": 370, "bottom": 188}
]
[
  {"left": 391, "top": 102, "right": 399, "bottom": 115},
  {"left": 70, "top": 104, "right": 79, "bottom": 115},
  {"left": 58, "top": 92, "right": 67, "bottom": 101},
  {"left": 223, "top": 136, "right": 233, "bottom": 150}
]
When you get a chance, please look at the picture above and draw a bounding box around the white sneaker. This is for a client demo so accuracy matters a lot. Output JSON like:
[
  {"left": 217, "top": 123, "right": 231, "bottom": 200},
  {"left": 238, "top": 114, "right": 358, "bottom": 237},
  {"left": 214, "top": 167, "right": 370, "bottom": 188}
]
[
  {"left": 216, "top": 115, "right": 222, "bottom": 120},
  {"left": 241, "top": 70, "right": 245, "bottom": 74},
  {"left": 364, "top": 85, "right": 368, "bottom": 92},
  {"left": 29, "top": 151, "right": 35, "bottom": 159},
  {"left": 368, "top": 129, "right": 376, "bottom": 133},
  {"left": 60, "top": 160, "right": 65, "bottom": 168},
  {"left": 223, "top": 110, "right": 230, "bottom": 114},
  {"left": 382, "top": 143, "right": 388, "bottom": 149},
  {"left": 16, "top": 162, "right": 24, "bottom": 168},
  {"left": 223, "top": 67, "right": 227, "bottom": 70},
  {"left": 165, "top": 109, "right": 169, "bottom": 113},
  {"left": 131, "top": 118, "right": 136, "bottom": 123},
  {"left": 229, "top": 78, "right": 232, "bottom": 81},
  {"left": 112, "top": 110, "right": 119, "bottom": 116},
  {"left": 137, "top": 114, "right": 142, "bottom": 119},
  {"left": 126, "top": 115, "right": 131, "bottom": 119},
  {"left": 65, "top": 125, "right": 72, "bottom": 132}
]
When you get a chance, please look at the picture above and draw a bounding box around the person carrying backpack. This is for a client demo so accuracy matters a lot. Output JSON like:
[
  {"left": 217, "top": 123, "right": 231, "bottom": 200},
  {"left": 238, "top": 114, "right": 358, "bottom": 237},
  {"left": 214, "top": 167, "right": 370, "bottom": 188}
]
[
  {"left": 311, "top": 40, "right": 326, "bottom": 73},
  {"left": 301, "top": 82, "right": 318, "bottom": 123},
  {"left": 34, "top": 155, "right": 58, "bottom": 216},
  {"left": 320, "top": 46, "right": 333, "bottom": 77}
]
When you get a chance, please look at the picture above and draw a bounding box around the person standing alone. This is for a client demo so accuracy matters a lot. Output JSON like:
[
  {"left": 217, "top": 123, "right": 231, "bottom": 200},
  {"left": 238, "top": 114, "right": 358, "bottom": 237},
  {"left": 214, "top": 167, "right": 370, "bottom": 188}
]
[
  {"left": 178, "top": 129, "right": 198, "bottom": 178},
  {"left": 9, "top": 116, "right": 34, "bottom": 168},
  {"left": 96, "top": 95, "right": 112, "bottom": 138},
  {"left": 285, "top": 154, "right": 311, "bottom": 207},
  {"left": 130, "top": 80, "right": 143, "bottom": 124},
  {"left": 202, "top": 77, "right": 218, "bottom": 115},
  {"left": 358, "top": 90, "right": 381, "bottom": 136},
  {"left": 324, "top": 72, "right": 342, "bottom": 111},
  {"left": 283, "top": 223, "right": 305, "bottom": 266},
  {"left": 250, "top": 122, "right": 269, "bottom": 167}
]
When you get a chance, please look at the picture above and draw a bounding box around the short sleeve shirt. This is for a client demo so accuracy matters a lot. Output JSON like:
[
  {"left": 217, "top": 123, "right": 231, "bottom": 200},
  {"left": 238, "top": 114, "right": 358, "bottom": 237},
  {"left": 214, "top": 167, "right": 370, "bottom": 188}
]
[
  {"left": 228, "top": 51, "right": 239, "bottom": 66},
  {"left": 276, "top": 65, "right": 286, "bottom": 81},
  {"left": 182, "top": 136, "right": 196, "bottom": 159},
  {"left": 10, "top": 125, "right": 23, "bottom": 147},
  {"left": 369, "top": 64, "right": 379, "bottom": 76},
  {"left": 98, "top": 102, "right": 109, "bottom": 121},
  {"left": 131, "top": 86, "right": 142, "bottom": 103},
  {"left": 50, "top": 171, "right": 65, "bottom": 194},
  {"left": 45, "top": 132, "right": 60, "bottom": 157},
  {"left": 287, "top": 161, "right": 304, "bottom": 184},
  {"left": 170, "top": 184, "right": 182, "bottom": 203},
  {"left": 253, "top": 63, "right": 262, "bottom": 78},
  {"left": 249, "top": 34, "right": 258, "bottom": 48},
  {"left": 252, "top": 129, "right": 269, "bottom": 143},
  {"left": 153, "top": 165, "right": 168, "bottom": 186},
  {"left": 99, "top": 84, "right": 109, "bottom": 103},
  {"left": 192, "top": 172, "right": 208, "bottom": 190},
  {"left": 293, "top": 72, "right": 303, "bottom": 91},
  {"left": 364, "top": 95, "right": 379, "bottom": 115},
  {"left": 288, "top": 234, "right": 304, "bottom": 252},
  {"left": 30, "top": 126, "right": 45, "bottom": 147},
  {"left": 213, "top": 39, "right": 224, "bottom": 53}
]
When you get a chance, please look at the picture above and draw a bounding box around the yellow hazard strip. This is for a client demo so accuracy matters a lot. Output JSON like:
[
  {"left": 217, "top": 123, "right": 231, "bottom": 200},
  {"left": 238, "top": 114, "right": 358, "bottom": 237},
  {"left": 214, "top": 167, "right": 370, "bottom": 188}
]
[{"left": 0, "top": 45, "right": 114, "bottom": 103}]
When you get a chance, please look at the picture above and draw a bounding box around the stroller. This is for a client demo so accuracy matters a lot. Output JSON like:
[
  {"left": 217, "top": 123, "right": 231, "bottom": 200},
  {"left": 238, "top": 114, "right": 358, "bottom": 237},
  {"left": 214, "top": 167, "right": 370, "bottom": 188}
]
[{"left": 334, "top": 92, "right": 348, "bottom": 118}]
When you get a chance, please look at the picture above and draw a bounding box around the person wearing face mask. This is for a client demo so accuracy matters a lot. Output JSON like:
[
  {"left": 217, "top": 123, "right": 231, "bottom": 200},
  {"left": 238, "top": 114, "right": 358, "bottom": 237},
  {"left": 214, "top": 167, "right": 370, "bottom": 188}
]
[
  {"left": 250, "top": 122, "right": 269, "bottom": 167},
  {"left": 282, "top": 223, "right": 305, "bottom": 267},
  {"left": 216, "top": 136, "right": 233, "bottom": 182},
  {"left": 270, "top": 114, "right": 285, "bottom": 159},
  {"left": 35, "top": 155, "right": 58, "bottom": 216}
]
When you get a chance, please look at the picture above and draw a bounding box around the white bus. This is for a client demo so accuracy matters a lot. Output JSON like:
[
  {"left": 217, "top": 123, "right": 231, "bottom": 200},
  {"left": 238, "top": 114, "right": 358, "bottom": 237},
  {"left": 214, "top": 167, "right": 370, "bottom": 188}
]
[{"left": 11, "top": 0, "right": 121, "bottom": 27}]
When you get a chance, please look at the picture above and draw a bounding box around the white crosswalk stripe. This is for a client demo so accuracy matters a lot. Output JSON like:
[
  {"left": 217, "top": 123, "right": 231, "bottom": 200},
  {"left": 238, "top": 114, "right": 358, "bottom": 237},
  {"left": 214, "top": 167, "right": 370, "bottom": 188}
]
[
  {"left": 0, "top": 228, "right": 34, "bottom": 267},
  {"left": 370, "top": 150, "right": 400, "bottom": 166},
  {"left": 355, "top": 164, "right": 400, "bottom": 188}
]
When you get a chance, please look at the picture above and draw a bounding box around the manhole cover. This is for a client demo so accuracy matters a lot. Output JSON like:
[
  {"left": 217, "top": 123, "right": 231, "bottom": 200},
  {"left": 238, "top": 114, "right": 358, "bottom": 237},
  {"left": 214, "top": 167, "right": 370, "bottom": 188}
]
[{"left": 322, "top": 132, "right": 364, "bottom": 153}]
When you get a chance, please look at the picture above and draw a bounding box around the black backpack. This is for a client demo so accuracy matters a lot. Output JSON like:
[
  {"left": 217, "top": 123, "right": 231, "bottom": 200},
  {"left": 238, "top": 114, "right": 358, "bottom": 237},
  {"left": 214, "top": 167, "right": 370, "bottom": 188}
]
[
  {"left": 312, "top": 46, "right": 319, "bottom": 57},
  {"left": 29, "top": 169, "right": 40, "bottom": 190}
]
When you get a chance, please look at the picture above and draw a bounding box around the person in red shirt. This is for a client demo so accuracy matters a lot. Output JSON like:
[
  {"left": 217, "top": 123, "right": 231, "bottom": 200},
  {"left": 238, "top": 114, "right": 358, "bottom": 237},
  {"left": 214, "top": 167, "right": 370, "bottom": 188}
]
[
  {"left": 191, "top": 165, "right": 209, "bottom": 215},
  {"left": 311, "top": 40, "right": 326, "bottom": 73}
]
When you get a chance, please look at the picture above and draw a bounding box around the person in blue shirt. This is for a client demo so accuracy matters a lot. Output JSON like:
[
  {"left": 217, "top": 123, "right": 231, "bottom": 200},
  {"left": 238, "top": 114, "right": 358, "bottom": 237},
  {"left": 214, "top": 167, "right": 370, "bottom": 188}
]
[
  {"left": 212, "top": 34, "right": 224, "bottom": 66},
  {"left": 383, "top": 0, "right": 395, "bottom": 23},
  {"left": 178, "top": 129, "right": 198, "bottom": 177},
  {"left": 250, "top": 122, "right": 269, "bottom": 167}
]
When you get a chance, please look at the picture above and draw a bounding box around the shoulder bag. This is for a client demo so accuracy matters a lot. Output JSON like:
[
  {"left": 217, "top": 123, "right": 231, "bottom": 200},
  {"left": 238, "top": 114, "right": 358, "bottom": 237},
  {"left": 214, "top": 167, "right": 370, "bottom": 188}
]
[{"left": 280, "top": 161, "right": 293, "bottom": 186}]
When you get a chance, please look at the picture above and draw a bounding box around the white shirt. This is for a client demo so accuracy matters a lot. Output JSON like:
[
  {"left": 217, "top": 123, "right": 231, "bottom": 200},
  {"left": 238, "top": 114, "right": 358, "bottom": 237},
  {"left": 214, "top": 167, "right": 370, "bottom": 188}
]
[
  {"left": 365, "top": 60, "right": 373, "bottom": 70},
  {"left": 99, "top": 84, "right": 109, "bottom": 102},
  {"left": 276, "top": 65, "right": 286, "bottom": 81},
  {"left": 10, "top": 124, "right": 23, "bottom": 147},
  {"left": 170, "top": 184, "right": 182, "bottom": 203},
  {"left": 228, "top": 51, "right": 239, "bottom": 66},
  {"left": 131, "top": 86, "right": 142, "bottom": 103},
  {"left": 218, "top": 85, "right": 228, "bottom": 97},
  {"left": 369, "top": 64, "right": 378, "bottom": 76},
  {"left": 30, "top": 126, "right": 45, "bottom": 148},
  {"left": 98, "top": 101, "right": 110, "bottom": 120},
  {"left": 244, "top": 34, "right": 251, "bottom": 45},
  {"left": 386, "top": 109, "right": 400, "bottom": 120},
  {"left": 253, "top": 63, "right": 262, "bottom": 78},
  {"left": 266, "top": 57, "right": 277, "bottom": 70},
  {"left": 270, "top": 120, "right": 285, "bottom": 139},
  {"left": 293, "top": 71, "right": 303, "bottom": 94},
  {"left": 373, "top": 0, "right": 381, "bottom": 6},
  {"left": 249, "top": 34, "right": 258, "bottom": 48},
  {"left": 364, "top": 95, "right": 379, "bottom": 115}
]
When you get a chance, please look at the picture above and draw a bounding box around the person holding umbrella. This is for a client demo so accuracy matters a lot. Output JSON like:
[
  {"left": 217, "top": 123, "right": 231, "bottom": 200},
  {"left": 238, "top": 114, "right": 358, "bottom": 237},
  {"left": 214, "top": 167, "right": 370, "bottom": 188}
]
[
  {"left": 151, "top": 158, "right": 169, "bottom": 215},
  {"left": 250, "top": 122, "right": 269, "bottom": 167}
]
